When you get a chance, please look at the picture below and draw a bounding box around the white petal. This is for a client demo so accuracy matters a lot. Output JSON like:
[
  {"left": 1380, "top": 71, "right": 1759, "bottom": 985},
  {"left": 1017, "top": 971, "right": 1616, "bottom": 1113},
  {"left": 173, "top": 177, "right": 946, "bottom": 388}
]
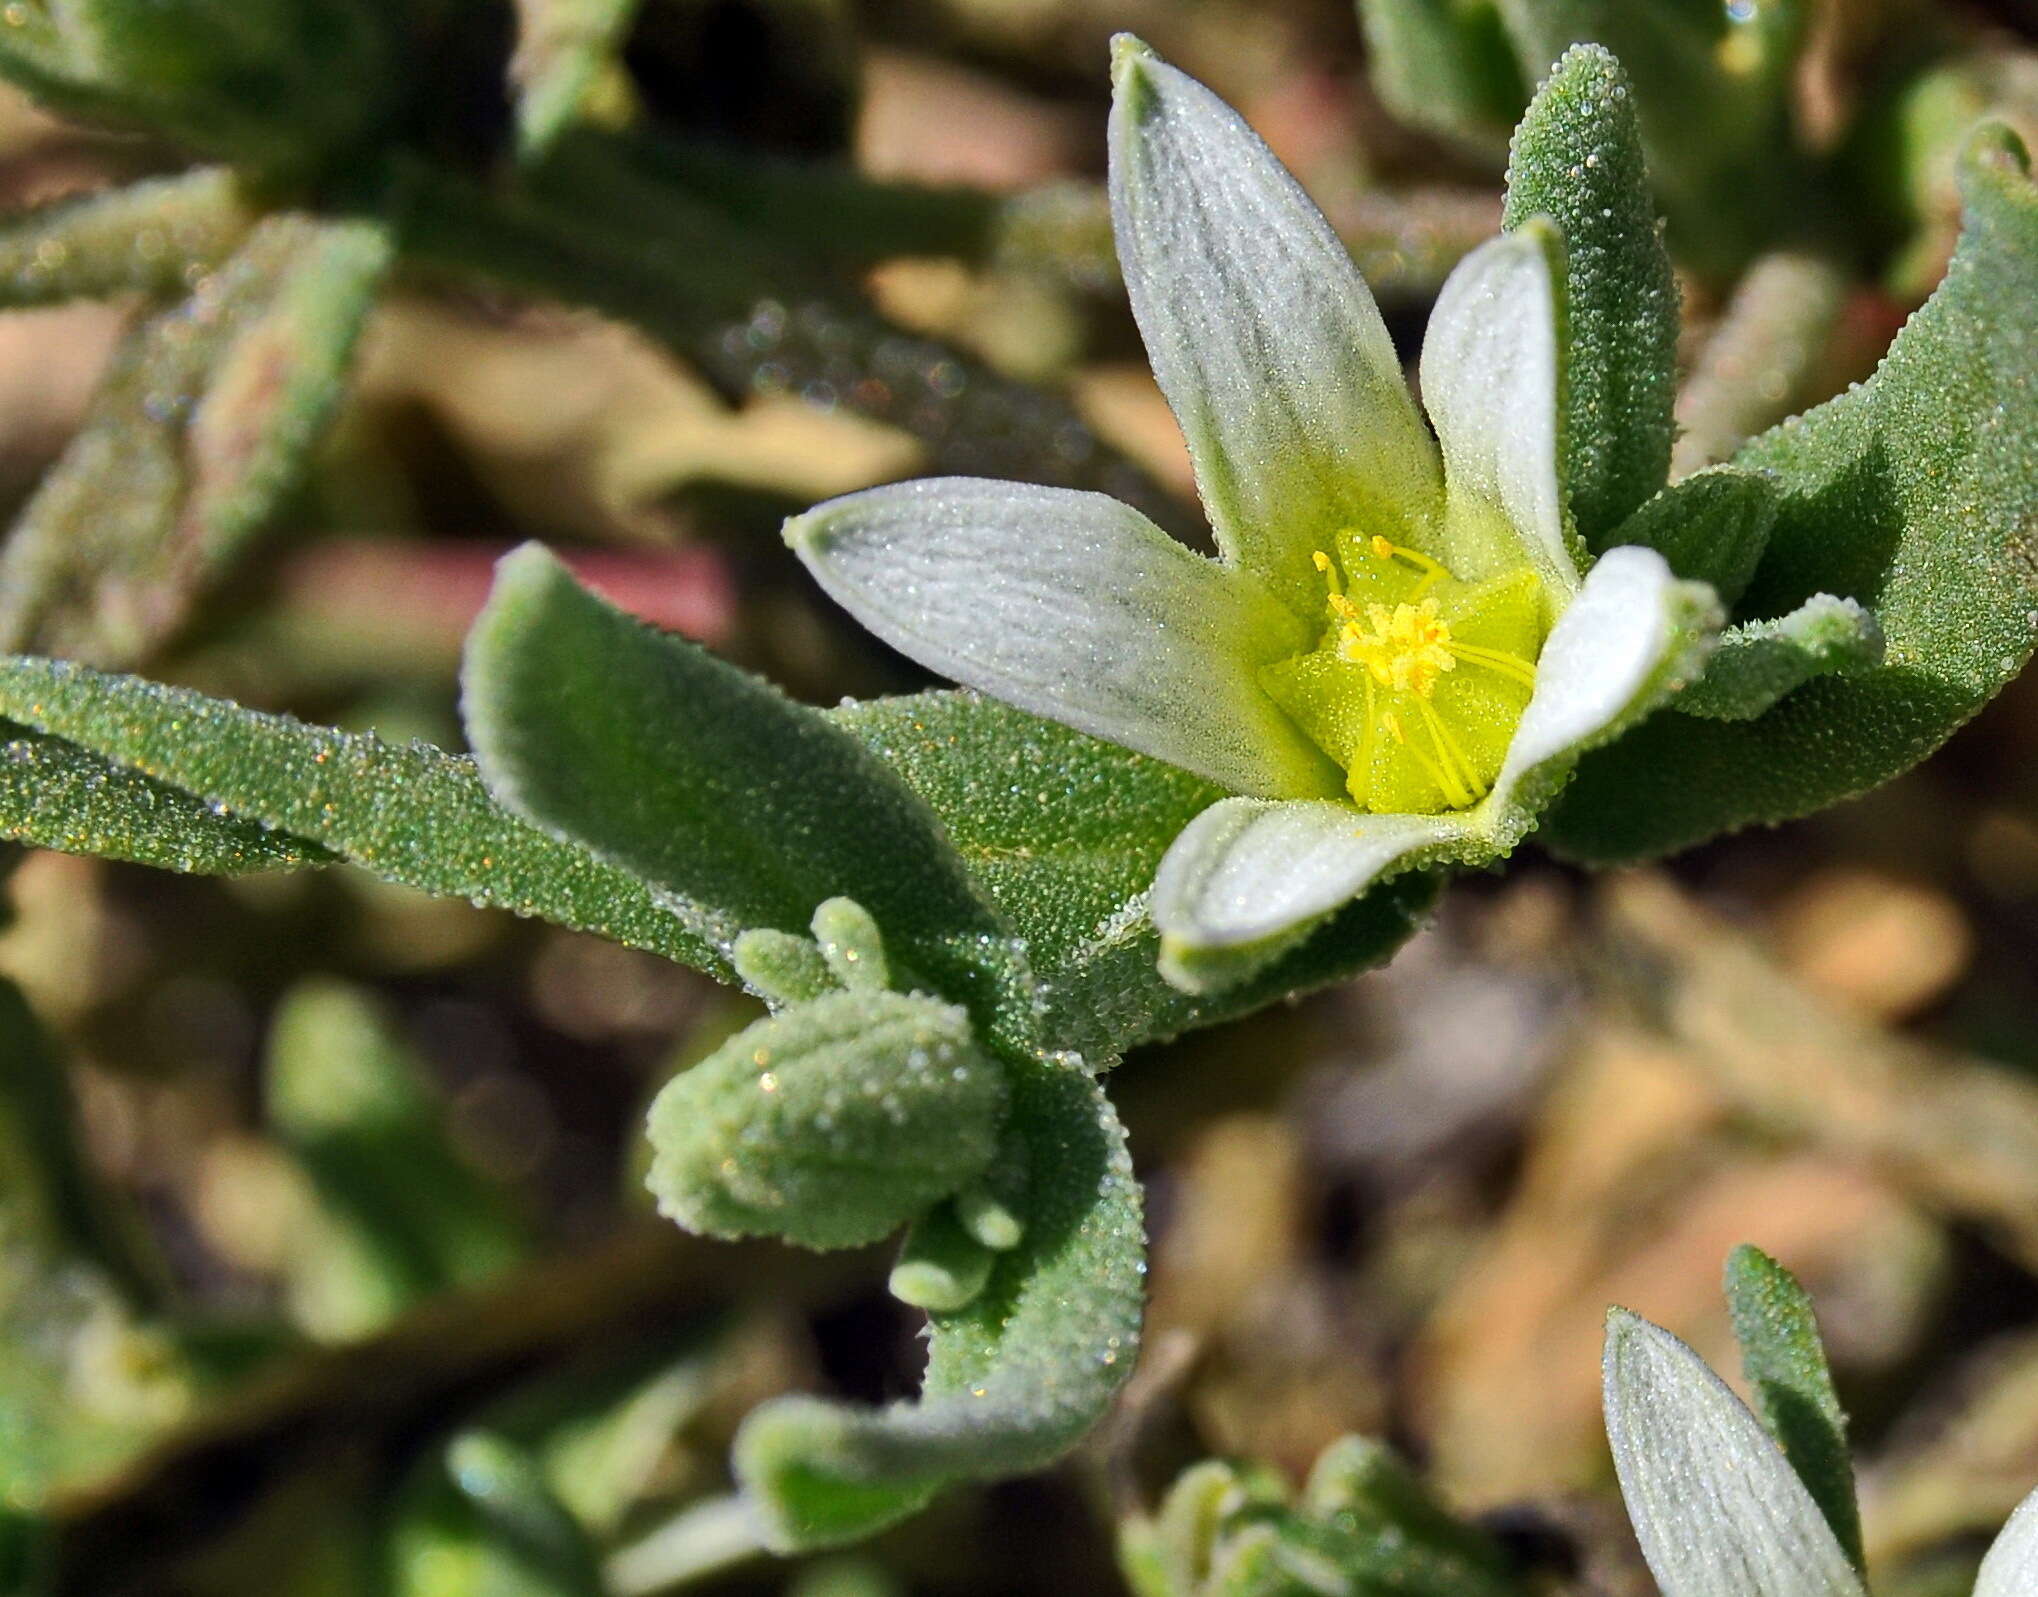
[
  {"left": 1420, "top": 225, "right": 1578, "bottom": 600},
  {"left": 1108, "top": 37, "right": 1445, "bottom": 617},
  {"left": 1977, "top": 1486, "right": 2038, "bottom": 1597},
  {"left": 1603, "top": 1310, "right": 1868, "bottom": 1597},
  {"left": 1152, "top": 796, "right": 1465, "bottom": 956},
  {"left": 787, "top": 477, "right": 1342, "bottom": 800},
  {"left": 1495, "top": 544, "right": 1719, "bottom": 806}
]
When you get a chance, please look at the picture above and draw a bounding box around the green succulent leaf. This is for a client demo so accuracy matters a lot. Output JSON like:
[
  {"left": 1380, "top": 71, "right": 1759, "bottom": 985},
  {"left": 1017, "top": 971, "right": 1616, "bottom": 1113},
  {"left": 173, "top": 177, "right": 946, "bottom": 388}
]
[
  {"left": 733, "top": 1055, "right": 1142, "bottom": 1550},
  {"left": 1493, "top": 0, "right": 1808, "bottom": 279},
  {"left": 1503, "top": 43, "right": 1678, "bottom": 546},
  {"left": 0, "top": 167, "right": 255, "bottom": 310},
  {"left": 1545, "top": 129, "right": 2038, "bottom": 862},
  {"left": 731, "top": 928, "right": 838, "bottom": 1008},
  {"left": 0, "top": 211, "right": 394, "bottom": 666},
  {"left": 1355, "top": 0, "right": 1525, "bottom": 151},
  {"left": 510, "top": 0, "right": 640, "bottom": 160},
  {"left": 1723, "top": 1246, "right": 1865, "bottom": 1576},
  {"left": 888, "top": 1202, "right": 997, "bottom": 1312},
  {"left": 1608, "top": 464, "right": 1778, "bottom": 607},
  {"left": 0, "top": 719, "right": 326, "bottom": 875},
  {"left": 1680, "top": 596, "right": 1883, "bottom": 721},
  {"left": 462, "top": 546, "right": 1028, "bottom": 1028},
  {"left": 1127, "top": 1439, "right": 1525, "bottom": 1597},
  {"left": 644, "top": 989, "right": 1005, "bottom": 1252},
  {"left": 0, "top": 654, "right": 722, "bottom": 969},
  {"left": 830, "top": 691, "right": 1433, "bottom": 1058}
]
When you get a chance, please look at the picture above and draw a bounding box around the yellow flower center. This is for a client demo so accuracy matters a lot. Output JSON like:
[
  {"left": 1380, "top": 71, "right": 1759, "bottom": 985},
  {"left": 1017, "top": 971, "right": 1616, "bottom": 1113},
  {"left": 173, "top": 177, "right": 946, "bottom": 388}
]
[
  {"left": 1260, "top": 536, "right": 1545, "bottom": 815},
  {"left": 1336, "top": 597, "right": 1457, "bottom": 697}
]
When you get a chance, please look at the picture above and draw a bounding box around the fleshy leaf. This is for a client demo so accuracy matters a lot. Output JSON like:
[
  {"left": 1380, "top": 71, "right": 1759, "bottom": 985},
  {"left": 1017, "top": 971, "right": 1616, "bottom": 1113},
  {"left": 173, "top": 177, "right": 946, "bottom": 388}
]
[
  {"left": 1106, "top": 35, "right": 1445, "bottom": 617},
  {"left": 1723, "top": 1246, "right": 1865, "bottom": 1575},
  {"left": 1681, "top": 596, "right": 1883, "bottom": 722},
  {"left": 463, "top": 545, "right": 1026, "bottom": 1024},
  {"left": 1495, "top": 0, "right": 1809, "bottom": 278},
  {"left": 1356, "top": 0, "right": 1523, "bottom": 151},
  {"left": 787, "top": 479, "right": 1336, "bottom": 802},
  {"left": 0, "top": 211, "right": 393, "bottom": 666},
  {"left": 510, "top": 0, "right": 640, "bottom": 159},
  {"left": 1420, "top": 224, "right": 1579, "bottom": 601},
  {"left": 1977, "top": 1486, "right": 2038, "bottom": 1597},
  {"left": 1151, "top": 546, "right": 1716, "bottom": 991},
  {"left": 1545, "top": 130, "right": 2038, "bottom": 863},
  {"left": 1503, "top": 44, "right": 1678, "bottom": 547},
  {"left": 830, "top": 691, "right": 1431, "bottom": 1057},
  {"left": 644, "top": 990, "right": 1003, "bottom": 1251},
  {"left": 0, "top": 166, "right": 254, "bottom": 309},
  {"left": 0, "top": 720, "right": 326, "bottom": 875},
  {"left": 734, "top": 1055, "right": 1142, "bottom": 1549},
  {"left": 1608, "top": 465, "right": 1778, "bottom": 607},
  {"left": 1602, "top": 1309, "right": 1869, "bottom": 1597},
  {"left": 0, "top": 654, "right": 721, "bottom": 969},
  {"left": 888, "top": 1203, "right": 997, "bottom": 1312}
]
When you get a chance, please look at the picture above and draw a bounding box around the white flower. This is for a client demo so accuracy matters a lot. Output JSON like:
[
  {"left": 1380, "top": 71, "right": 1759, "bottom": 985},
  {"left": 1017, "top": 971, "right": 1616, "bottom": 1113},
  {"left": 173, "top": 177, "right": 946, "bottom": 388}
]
[
  {"left": 1605, "top": 1308, "right": 2038, "bottom": 1597},
  {"left": 787, "top": 37, "right": 1718, "bottom": 992}
]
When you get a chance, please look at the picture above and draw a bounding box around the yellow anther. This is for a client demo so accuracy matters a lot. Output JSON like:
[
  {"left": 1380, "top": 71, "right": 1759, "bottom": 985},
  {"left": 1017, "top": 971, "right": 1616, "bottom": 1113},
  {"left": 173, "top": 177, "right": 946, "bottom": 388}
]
[
  {"left": 1312, "top": 549, "right": 1342, "bottom": 595},
  {"left": 1337, "top": 598, "right": 1458, "bottom": 697}
]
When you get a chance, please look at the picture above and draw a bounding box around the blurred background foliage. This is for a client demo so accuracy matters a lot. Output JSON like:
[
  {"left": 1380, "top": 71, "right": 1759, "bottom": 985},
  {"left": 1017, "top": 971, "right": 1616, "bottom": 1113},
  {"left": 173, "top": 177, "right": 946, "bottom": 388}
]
[{"left": 5, "top": 0, "right": 2038, "bottom": 1592}]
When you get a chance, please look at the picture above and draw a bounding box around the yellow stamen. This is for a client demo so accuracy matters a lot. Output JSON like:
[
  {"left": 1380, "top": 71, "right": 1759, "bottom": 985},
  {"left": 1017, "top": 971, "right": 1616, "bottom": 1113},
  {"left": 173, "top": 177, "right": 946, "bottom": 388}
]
[
  {"left": 1446, "top": 641, "right": 1538, "bottom": 690},
  {"left": 1367, "top": 535, "right": 1446, "bottom": 598},
  {"left": 1337, "top": 597, "right": 1458, "bottom": 697},
  {"left": 1413, "top": 697, "right": 1487, "bottom": 808}
]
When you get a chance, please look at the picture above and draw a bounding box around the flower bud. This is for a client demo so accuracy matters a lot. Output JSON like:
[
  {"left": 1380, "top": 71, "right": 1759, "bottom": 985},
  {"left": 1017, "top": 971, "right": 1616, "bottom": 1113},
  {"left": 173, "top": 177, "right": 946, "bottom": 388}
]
[{"left": 645, "top": 989, "right": 1004, "bottom": 1250}]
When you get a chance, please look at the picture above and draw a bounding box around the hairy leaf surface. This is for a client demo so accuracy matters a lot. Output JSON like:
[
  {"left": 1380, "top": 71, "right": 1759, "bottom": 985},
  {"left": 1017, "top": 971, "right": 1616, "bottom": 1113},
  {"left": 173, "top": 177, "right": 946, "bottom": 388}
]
[
  {"left": 1723, "top": 1247, "right": 1864, "bottom": 1574},
  {"left": 0, "top": 655, "right": 720, "bottom": 969},
  {"left": 463, "top": 548, "right": 1027, "bottom": 1028},
  {"left": 1504, "top": 44, "right": 1678, "bottom": 547},
  {"left": 1547, "top": 132, "right": 2038, "bottom": 860},
  {"left": 734, "top": 1055, "right": 1141, "bottom": 1549}
]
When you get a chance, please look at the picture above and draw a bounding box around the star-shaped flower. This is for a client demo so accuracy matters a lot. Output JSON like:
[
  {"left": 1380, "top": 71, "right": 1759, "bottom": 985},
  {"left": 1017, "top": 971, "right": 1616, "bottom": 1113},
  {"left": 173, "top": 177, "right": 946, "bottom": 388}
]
[{"left": 789, "top": 37, "right": 1720, "bottom": 992}]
